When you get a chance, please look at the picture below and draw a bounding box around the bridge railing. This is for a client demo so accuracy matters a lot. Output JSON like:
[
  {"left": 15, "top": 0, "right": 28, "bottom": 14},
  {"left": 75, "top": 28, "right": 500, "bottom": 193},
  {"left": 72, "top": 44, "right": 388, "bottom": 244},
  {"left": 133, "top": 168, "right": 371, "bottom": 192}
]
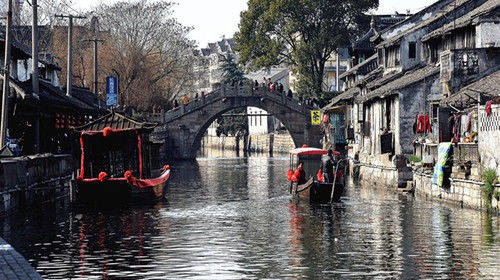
[{"left": 162, "top": 84, "right": 312, "bottom": 122}]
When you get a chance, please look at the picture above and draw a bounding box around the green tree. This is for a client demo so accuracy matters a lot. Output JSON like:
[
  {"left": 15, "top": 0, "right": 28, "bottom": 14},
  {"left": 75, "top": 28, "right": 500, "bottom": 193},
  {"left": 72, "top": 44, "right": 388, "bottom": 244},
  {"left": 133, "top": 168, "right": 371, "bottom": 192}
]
[
  {"left": 215, "top": 109, "right": 248, "bottom": 138},
  {"left": 220, "top": 54, "right": 246, "bottom": 84},
  {"left": 235, "top": 0, "right": 378, "bottom": 97},
  {"left": 215, "top": 54, "right": 248, "bottom": 138}
]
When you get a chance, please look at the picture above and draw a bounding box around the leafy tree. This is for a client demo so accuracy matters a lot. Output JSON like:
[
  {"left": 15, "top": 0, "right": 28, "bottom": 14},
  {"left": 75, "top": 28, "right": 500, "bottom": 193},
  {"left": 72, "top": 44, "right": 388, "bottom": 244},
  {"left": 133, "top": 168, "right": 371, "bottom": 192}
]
[
  {"left": 235, "top": 0, "right": 378, "bottom": 97},
  {"left": 215, "top": 54, "right": 248, "bottom": 138},
  {"left": 215, "top": 108, "right": 248, "bottom": 138},
  {"left": 220, "top": 54, "right": 246, "bottom": 84}
]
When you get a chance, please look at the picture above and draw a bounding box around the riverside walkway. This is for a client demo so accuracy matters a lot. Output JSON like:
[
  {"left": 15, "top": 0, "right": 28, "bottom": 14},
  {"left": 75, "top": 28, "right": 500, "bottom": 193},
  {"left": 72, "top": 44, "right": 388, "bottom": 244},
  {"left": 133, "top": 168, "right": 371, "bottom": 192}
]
[{"left": 0, "top": 237, "right": 42, "bottom": 280}]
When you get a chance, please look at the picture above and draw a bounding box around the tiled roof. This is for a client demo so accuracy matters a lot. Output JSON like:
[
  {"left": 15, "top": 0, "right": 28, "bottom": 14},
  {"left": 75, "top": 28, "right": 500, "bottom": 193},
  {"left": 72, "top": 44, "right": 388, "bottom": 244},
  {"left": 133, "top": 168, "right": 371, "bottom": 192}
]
[
  {"left": 339, "top": 54, "right": 378, "bottom": 79},
  {"left": 365, "top": 69, "right": 402, "bottom": 90},
  {"left": 76, "top": 111, "right": 157, "bottom": 132},
  {"left": 353, "top": 27, "right": 379, "bottom": 51},
  {"left": 357, "top": 64, "right": 440, "bottom": 103},
  {"left": 376, "top": 0, "right": 472, "bottom": 48},
  {"left": 324, "top": 87, "right": 360, "bottom": 108},
  {"left": 200, "top": 38, "right": 237, "bottom": 57},
  {"left": 439, "top": 68, "right": 500, "bottom": 109},
  {"left": 245, "top": 67, "right": 289, "bottom": 82},
  {"left": 6, "top": 78, "right": 105, "bottom": 113},
  {"left": 422, "top": 0, "right": 499, "bottom": 42}
]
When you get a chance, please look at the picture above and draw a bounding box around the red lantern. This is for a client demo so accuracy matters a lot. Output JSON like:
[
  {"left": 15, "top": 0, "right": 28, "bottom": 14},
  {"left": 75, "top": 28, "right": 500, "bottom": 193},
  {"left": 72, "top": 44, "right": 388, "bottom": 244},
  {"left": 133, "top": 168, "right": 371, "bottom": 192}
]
[
  {"left": 103, "top": 127, "right": 113, "bottom": 137},
  {"left": 98, "top": 172, "right": 109, "bottom": 182}
]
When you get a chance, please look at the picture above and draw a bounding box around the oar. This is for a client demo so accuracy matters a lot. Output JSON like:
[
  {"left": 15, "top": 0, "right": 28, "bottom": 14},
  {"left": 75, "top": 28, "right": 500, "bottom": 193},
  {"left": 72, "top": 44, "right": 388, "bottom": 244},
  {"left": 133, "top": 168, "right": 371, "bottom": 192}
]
[{"left": 330, "top": 159, "right": 345, "bottom": 203}]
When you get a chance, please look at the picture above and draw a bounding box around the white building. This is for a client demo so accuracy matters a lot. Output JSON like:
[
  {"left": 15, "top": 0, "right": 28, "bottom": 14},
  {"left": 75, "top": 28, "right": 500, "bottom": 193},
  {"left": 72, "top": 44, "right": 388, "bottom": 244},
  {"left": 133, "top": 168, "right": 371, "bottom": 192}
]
[{"left": 194, "top": 37, "right": 237, "bottom": 94}]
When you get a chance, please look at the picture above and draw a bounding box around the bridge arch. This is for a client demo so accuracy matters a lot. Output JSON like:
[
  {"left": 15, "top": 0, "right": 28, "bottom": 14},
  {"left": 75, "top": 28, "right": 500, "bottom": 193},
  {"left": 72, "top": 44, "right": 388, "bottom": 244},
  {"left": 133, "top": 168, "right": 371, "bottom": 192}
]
[
  {"left": 154, "top": 85, "right": 322, "bottom": 159},
  {"left": 189, "top": 104, "right": 302, "bottom": 158}
]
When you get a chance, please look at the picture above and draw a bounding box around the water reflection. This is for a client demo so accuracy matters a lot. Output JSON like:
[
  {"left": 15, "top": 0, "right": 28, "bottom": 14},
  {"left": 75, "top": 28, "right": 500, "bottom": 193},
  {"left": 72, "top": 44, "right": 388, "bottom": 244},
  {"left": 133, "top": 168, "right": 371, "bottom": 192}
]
[{"left": 0, "top": 150, "right": 498, "bottom": 279}]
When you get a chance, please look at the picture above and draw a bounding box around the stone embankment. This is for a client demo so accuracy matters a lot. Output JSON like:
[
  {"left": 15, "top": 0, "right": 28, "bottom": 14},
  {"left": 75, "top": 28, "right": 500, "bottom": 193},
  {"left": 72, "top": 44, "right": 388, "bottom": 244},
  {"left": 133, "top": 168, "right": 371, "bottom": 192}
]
[
  {"left": 0, "top": 154, "right": 73, "bottom": 214},
  {"left": 411, "top": 168, "right": 500, "bottom": 211},
  {"left": 0, "top": 237, "right": 43, "bottom": 279},
  {"left": 201, "top": 132, "right": 295, "bottom": 154}
]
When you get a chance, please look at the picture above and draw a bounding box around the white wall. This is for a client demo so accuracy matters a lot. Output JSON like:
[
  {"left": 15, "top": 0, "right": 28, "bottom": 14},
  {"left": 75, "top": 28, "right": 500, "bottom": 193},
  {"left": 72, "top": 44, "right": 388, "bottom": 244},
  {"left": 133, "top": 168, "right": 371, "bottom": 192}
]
[
  {"left": 247, "top": 107, "right": 269, "bottom": 135},
  {"left": 476, "top": 22, "right": 500, "bottom": 48},
  {"left": 478, "top": 104, "right": 500, "bottom": 175}
]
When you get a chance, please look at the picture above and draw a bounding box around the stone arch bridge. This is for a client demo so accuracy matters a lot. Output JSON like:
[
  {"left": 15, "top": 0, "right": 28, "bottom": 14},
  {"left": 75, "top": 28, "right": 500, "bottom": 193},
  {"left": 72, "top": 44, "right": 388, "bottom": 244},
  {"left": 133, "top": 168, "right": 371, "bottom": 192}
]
[{"left": 151, "top": 85, "right": 323, "bottom": 159}]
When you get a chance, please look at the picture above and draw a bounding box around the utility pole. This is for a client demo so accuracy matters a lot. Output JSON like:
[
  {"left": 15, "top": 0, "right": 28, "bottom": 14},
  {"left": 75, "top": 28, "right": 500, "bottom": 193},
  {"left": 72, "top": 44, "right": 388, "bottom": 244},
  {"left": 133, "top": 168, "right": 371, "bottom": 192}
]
[
  {"left": 32, "top": 0, "right": 40, "bottom": 153},
  {"left": 1, "top": 0, "right": 13, "bottom": 148},
  {"left": 55, "top": 14, "right": 85, "bottom": 97},
  {"left": 336, "top": 51, "right": 340, "bottom": 92},
  {"left": 83, "top": 38, "right": 104, "bottom": 94}
]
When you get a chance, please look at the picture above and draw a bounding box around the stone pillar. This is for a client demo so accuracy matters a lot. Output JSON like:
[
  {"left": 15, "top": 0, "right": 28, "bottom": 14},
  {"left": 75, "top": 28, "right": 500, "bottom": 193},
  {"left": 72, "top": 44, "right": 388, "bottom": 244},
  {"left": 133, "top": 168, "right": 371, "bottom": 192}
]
[{"left": 269, "top": 133, "right": 274, "bottom": 154}]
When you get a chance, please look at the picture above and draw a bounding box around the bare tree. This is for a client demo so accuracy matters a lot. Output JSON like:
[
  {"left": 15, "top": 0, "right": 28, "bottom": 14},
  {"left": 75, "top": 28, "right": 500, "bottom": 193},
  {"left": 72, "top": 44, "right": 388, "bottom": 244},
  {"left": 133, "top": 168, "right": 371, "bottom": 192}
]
[{"left": 90, "top": 0, "right": 199, "bottom": 110}]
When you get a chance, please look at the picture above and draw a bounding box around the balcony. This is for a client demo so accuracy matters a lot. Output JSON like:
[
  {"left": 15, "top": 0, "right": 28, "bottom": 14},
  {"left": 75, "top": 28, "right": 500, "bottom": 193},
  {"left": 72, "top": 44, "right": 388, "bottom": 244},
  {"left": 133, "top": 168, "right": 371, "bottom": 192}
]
[
  {"left": 452, "top": 142, "right": 479, "bottom": 166},
  {"left": 440, "top": 48, "right": 499, "bottom": 94}
]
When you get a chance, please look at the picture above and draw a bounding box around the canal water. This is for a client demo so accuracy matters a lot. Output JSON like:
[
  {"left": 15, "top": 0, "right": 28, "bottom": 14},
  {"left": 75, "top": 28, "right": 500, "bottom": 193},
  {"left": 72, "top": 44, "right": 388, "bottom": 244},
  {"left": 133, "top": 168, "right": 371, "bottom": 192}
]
[{"left": 1, "top": 150, "right": 499, "bottom": 279}]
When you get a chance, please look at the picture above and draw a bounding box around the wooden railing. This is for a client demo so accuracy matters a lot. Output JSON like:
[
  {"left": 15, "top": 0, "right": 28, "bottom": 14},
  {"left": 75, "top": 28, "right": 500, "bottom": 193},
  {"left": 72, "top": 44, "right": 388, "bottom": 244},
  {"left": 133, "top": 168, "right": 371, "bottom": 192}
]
[{"left": 453, "top": 143, "right": 479, "bottom": 166}]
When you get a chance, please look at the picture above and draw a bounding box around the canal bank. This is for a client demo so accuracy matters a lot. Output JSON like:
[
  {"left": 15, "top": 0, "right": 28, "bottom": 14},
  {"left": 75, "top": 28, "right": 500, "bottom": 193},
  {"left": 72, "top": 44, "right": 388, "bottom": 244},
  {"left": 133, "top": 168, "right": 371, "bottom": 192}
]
[
  {"left": 0, "top": 154, "right": 73, "bottom": 215},
  {"left": 0, "top": 237, "right": 43, "bottom": 279},
  {"left": 348, "top": 156, "right": 500, "bottom": 213},
  {"left": 201, "top": 132, "right": 295, "bottom": 154},
  {"left": 0, "top": 153, "right": 74, "bottom": 280}
]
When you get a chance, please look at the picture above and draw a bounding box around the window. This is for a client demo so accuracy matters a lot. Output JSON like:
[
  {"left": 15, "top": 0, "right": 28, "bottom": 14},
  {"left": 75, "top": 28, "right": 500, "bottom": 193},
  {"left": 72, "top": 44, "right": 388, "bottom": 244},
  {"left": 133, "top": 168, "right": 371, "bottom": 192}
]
[
  {"left": 386, "top": 45, "right": 401, "bottom": 67},
  {"left": 409, "top": 42, "right": 416, "bottom": 59},
  {"left": 386, "top": 99, "right": 392, "bottom": 129}
]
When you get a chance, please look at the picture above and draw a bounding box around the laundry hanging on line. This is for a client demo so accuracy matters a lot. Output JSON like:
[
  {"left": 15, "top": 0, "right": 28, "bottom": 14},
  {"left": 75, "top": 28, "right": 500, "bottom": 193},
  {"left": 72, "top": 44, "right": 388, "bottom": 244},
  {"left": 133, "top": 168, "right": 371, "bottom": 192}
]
[{"left": 413, "top": 114, "right": 432, "bottom": 134}]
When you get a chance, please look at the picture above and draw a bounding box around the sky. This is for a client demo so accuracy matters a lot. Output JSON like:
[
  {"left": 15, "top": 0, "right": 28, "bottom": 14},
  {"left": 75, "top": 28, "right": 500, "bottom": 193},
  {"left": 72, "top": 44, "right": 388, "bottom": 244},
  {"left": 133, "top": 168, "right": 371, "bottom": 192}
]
[{"left": 74, "top": 0, "right": 439, "bottom": 48}]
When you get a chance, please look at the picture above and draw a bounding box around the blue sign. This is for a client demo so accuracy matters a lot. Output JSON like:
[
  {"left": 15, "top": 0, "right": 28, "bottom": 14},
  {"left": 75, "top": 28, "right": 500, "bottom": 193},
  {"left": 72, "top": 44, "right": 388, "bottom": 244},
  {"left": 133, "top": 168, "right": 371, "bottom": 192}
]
[{"left": 106, "top": 76, "right": 118, "bottom": 106}]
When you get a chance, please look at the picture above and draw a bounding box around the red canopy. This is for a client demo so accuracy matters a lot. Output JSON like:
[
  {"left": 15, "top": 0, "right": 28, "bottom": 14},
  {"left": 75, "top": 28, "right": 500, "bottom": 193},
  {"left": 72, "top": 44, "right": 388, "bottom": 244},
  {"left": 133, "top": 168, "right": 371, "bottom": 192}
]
[{"left": 290, "top": 146, "right": 341, "bottom": 156}]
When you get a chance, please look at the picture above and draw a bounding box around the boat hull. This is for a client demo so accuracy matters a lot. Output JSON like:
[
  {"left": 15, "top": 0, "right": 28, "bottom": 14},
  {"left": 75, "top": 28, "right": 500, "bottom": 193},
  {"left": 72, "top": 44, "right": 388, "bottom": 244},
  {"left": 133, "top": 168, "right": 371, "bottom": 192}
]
[
  {"left": 292, "top": 180, "right": 344, "bottom": 203},
  {"left": 75, "top": 180, "right": 166, "bottom": 203},
  {"left": 75, "top": 169, "right": 171, "bottom": 203}
]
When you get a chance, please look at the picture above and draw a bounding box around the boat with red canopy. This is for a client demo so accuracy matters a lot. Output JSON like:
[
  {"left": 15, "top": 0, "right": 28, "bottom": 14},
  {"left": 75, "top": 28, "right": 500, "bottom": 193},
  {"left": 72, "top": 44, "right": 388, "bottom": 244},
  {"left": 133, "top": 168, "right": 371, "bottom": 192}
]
[
  {"left": 287, "top": 145, "right": 344, "bottom": 203},
  {"left": 73, "top": 111, "right": 170, "bottom": 202}
]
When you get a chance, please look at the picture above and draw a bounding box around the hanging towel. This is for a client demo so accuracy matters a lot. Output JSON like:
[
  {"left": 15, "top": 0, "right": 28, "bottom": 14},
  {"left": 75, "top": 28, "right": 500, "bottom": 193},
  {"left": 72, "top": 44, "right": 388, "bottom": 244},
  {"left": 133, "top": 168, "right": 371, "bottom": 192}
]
[
  {"left": 425, "top": 115, "right": 432, "bottom": 133},
  {"left": 486, "top": 100, "right": 493, "bottom": 116},
  {"left": 417, "top": 115, "right": 425, "bottom": 133},
  {"left": 432, "top": 142, "right": 452, "bottom": 187}
]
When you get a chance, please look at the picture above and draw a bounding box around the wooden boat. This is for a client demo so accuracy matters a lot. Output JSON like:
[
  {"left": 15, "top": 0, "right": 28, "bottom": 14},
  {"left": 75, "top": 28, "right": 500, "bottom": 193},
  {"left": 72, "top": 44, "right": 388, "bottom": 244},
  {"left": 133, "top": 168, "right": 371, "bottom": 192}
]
[
  {"left": 73, "top": 111, "right": 171, "bottom": 202},
  {"left": 287, "top": 145, "right": 345, "bottom": 203}
]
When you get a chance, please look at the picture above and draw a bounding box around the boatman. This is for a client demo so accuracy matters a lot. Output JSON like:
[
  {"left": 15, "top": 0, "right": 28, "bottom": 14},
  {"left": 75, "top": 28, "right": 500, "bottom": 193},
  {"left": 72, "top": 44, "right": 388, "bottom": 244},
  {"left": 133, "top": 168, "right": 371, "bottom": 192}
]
[{"left": 320, "top": 150, "right": 336, "bottom": 183}]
